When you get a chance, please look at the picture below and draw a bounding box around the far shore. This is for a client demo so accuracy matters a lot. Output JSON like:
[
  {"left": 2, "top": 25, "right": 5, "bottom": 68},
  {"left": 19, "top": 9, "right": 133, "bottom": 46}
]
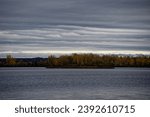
[{"left": 0, "top": 54, "right": 150, "bottom": 68}]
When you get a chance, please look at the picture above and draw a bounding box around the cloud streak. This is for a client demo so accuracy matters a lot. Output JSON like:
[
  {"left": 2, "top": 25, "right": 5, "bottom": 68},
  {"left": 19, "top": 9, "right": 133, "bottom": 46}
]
[
  {"left": 0, "top": 0, "right": 150, "bottom": 57},
  {"left": 0, "top": 25, "right": 150, "bottom": 57}
]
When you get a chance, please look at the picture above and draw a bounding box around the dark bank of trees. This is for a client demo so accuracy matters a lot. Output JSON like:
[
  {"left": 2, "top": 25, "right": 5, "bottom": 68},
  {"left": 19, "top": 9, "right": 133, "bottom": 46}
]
[
  {"left": 0, "top": 55, "right": 47, "bottom": 67},
  {"left": 46, "top": 54, "right": 150, "bottom": 68},
  {"left": 0, "top": 54, "right": 150, "bottom": 68}
]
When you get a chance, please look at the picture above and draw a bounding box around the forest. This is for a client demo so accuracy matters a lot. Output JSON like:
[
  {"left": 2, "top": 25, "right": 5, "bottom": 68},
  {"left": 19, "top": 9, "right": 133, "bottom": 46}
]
[{"left": 0, "top": 54, "right": 150, "bottom": 68}]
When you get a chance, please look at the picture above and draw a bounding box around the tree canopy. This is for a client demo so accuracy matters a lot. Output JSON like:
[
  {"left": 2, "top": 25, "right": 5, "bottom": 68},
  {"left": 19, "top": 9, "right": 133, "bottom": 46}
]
[{"left": 0, "top": 54, "right": 150, "bottom": 68}]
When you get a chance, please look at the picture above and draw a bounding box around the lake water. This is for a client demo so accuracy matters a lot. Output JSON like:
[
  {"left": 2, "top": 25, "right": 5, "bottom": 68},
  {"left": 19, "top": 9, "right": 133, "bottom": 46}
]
[{"left": 0, "top": 67, "right": 150, "bottom": 100}]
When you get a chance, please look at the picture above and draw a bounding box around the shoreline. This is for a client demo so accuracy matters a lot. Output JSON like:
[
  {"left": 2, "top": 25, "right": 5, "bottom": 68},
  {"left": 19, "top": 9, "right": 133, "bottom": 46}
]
[
  {"left": 1, "top": 54, "right": 150, "bottom": 68},
  {"left": 0, "top": 66, "right": 150, "bottom": 69}
]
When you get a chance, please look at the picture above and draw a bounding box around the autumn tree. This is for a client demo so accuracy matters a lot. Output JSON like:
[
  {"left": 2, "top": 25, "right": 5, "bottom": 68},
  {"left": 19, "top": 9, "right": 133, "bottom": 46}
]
[{"left": 6, "top": 55, "right": 16, "bottom": 66}]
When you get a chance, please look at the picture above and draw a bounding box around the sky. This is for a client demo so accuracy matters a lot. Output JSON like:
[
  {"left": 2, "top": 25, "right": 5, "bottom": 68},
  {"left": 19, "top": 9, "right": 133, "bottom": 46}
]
[{"left": 0, "top": 0, "right": 150, "bottom": 57}]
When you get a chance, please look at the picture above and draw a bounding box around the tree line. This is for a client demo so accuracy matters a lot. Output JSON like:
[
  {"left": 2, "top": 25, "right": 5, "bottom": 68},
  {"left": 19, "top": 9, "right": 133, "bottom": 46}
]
[{"left": 0, "top": 54, "right": 150, "bottom": 68}]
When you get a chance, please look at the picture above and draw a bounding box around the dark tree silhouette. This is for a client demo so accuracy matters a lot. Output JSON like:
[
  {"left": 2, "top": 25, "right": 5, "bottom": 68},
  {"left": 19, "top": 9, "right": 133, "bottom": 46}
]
[{"left": 0, "top": 54, "right": 150, "bottom": 68}]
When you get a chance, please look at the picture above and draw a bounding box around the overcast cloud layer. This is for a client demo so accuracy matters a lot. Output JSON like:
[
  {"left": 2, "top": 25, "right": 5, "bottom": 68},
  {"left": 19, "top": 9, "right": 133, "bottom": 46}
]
[{"left": 0, "top": 0, "right": 150, "bottom": 57}]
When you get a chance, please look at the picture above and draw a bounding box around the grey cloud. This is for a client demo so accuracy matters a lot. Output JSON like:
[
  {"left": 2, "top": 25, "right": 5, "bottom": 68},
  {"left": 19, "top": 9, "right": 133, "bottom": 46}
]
[
  {"left": 0, "top": 0, "right": 150, "bottom": 29},
  {"left": 0, "top": 25, "right": 150, "bottom": 57},
  {"left": 0, "top": 0, "right": 150, "bottom": 57}
]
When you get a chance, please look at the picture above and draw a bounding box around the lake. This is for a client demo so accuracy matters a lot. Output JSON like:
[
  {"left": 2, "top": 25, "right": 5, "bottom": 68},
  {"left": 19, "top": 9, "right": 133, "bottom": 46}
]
[{"left": 0, "top": 67, "right": 150, "bottom": 100}]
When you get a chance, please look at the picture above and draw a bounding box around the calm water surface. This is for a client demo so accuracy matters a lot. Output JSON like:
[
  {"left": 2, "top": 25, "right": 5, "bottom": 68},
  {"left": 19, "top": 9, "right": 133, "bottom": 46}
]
[{"left": 0, "top": 67, "right": 150, "bottom": 99}]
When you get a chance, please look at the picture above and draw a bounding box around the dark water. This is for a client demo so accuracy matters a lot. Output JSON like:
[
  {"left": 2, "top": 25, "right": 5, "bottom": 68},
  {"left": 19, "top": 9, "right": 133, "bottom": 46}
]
[{"left": 0, "top": 67, "right": 150, "bottom": 100}]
